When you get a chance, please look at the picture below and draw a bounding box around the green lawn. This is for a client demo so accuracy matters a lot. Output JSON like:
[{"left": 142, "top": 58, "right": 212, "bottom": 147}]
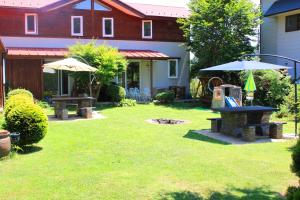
[{"left": 0, "top": 103, "right": 297, "bottom": 200}]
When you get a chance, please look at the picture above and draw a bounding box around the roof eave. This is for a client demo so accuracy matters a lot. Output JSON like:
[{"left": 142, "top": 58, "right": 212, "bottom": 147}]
[{"left": 264, "top": 8, "right": 300, "bottom": 17}]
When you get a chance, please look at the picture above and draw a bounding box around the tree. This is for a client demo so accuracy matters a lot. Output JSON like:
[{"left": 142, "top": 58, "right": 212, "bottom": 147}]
[
  {"left": 68, "top": 42, "right": 128, "bottom": 98},
  {"left": 178, "top": 0, "right": 261, "bottom": 78}
]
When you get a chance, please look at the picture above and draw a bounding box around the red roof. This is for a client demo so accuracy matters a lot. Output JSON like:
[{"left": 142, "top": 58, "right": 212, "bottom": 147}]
[
  {"left": 0, "top": 0, "right": 189, "bottom": 18},
  {"left": 0, "top": 0, "right": 60, "bottom": 8},
  {"left": 126, "top": 3, "right": 189, "bottom": 18},
  {"left": 6, "top": 47, "right": 170, "bottom": 60}
]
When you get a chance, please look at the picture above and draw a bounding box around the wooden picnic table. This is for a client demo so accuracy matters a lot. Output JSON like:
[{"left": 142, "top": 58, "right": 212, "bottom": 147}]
[
  {"left": 52, "top": 96, "right": 95, "bottom": 118},
  {"left": 211, "top": 106, "right": 279, "bottom": 137}
]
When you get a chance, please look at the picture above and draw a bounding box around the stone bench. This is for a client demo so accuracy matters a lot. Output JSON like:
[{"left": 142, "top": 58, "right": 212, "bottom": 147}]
[
  {"left": 80, "top": 107, "right": 93, "bottom": 119},
  {"left": 56, "top": 108, "right": 68, "bottom": 120},
  {"left": 207, "top": 118, "right": 222, "bottom": 133},
  {"left": 269, "top": 122, "right": 287, "bottom": 139}
]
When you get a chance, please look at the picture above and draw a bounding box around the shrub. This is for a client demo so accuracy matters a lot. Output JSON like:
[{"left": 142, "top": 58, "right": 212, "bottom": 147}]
[
  {"left": 118, "top": 99, "right": 137, "bottom": 107},
  {"left": 5, "top": 103, "right": 48, "bottom": 146},
  {"left": 7, "top": 89, "right": 33, "bottom": 100},
  {"left": 291, "top": 140, "right": 300, "bottom": 177},
  {"left": 107, "top": 84, "right": 126, "bottom": 102},
  {"left": 37, "top": 101, "right": 50, "bottom": 109},
  {"left": 286, "top": 186, "right": 300, "bottom": 200},
  {"left": 155, "top": 91, "right": 175, "bottom": 104},
  {"left": 240, "top": 70, "right": 292, "bottom": 107},
  {"left": 4, "top": 94, "right": 34, "bottom": 119}
]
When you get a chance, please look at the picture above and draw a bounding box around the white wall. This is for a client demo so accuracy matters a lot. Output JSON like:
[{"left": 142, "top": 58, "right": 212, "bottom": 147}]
[
  {"left": 260, "top": 0, "right": 278, "bottom": 64},
  {"left": 262, "top": 8, "right": 300, "bottom": 79}
]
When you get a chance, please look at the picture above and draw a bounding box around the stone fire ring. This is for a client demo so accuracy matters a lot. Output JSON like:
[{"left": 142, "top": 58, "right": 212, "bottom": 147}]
[{"left": 146, "top": 118, "right": 190, "bottom": 125}]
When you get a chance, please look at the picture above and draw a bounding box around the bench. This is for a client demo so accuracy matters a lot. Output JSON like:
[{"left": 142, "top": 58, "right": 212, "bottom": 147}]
[
  {"left": 56, "top": 108, "right": 68, "bottom": 120},
  {"left": 207, "top": 118, "right": 222, "bottom": 133},
  {"left": 269, "top": 122, "right": 287, "bottom": 139},
  {"left": 80, "top": 107, "right": 93, "bottom": 119},
  {"left": 242, "top": 122, "right": 287, "bottom": 141}
]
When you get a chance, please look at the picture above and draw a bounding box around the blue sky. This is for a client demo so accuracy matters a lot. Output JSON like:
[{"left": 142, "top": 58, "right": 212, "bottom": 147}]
[{"left": 122, "top": 0, "right": 259, "bottom": 7}]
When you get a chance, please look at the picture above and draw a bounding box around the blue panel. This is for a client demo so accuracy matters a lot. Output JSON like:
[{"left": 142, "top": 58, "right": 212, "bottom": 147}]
[
  {"left": 265, "top": 0, "right": 300, "bottom": 17},
  {"left": 94, "top": 1, "right": 111, "bottom": 11},
  {"left": 74, "top": 0, "right": 91, "bottom": 10},
  {"left": 74, "top": 0, "right": 111, "bottom": 11}
]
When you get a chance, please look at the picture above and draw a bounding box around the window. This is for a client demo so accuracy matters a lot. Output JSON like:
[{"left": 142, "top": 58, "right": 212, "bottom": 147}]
[
  {"left": 25, "top": 13, "right": 38, "bottom": 34},
  {"left": 286, "top": 14, "right": 300, "bottom": 32},
  {"left": 74, "top": 0, "right": 111, "bottom": 11},
  {"left": 103, "top": 18, "right": 114, "bottom": 37},
  {"left": 168, "top": 59, "right": 178, "bottom": 78},
  {"left": 142, "top": 20, "right": 152, "bottom": 39},
  {"left": 71, "top": 16, "right": 83, "bottom": 36}
]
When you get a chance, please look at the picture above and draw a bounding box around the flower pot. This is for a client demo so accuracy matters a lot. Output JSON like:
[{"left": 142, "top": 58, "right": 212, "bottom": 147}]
[{"left": 0, "top": 130, "right": 11, "bottom": 158}]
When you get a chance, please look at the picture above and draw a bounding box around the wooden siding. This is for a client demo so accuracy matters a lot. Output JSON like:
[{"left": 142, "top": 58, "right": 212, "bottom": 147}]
[
  {"left": 0, "top": 52, "right": 3, "bottom": 107},
  {"left": 0, "top": 1, "right": 184, "bottom": 42},
  {"left": 6, "top": 59, "right": 43, "bottom": 99}
]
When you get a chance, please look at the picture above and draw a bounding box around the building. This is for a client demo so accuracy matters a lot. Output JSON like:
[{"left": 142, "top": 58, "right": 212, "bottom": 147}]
[
  {"left": 0, "top": 0, "right": 190, "bottom": 105},
  {"left": 261, "top": 0, "right": 300, "bottom": 78}
]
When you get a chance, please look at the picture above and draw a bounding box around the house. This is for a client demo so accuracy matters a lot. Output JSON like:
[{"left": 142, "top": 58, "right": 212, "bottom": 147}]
[
  {"left": 261, "top": 0, "right": 300, "bottom": 78},
  {"left": 0, "top": 0, "right": 190, "bottom": 104}
]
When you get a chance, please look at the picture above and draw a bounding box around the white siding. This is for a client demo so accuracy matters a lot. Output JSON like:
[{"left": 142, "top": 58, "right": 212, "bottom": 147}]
[{"left": 261, "top": 0, "right": 278, "bottom": 64}]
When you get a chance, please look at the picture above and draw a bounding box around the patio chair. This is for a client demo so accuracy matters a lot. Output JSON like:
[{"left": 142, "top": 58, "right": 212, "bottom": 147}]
[
  {"left": 141, "top": 88, "right": 151, "bottom": 103},
  {"left": 225, "top": 96, "right": 240, "bottom": 108}
]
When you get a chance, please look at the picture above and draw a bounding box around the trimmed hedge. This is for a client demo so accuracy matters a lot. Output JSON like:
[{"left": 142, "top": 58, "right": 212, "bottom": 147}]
[
  {"left": 4, "top": 94, "right": 34, "bottom": 119},
  {"left": 155, "top": 91, "right": 175, "bottom": 104},
  {"left": 5, "top": 103, "right": 48, "bottom": 146},
  {"left": 7, "top": 89, "right": 33, "bottom": 100},
  {"left": 107, "top": 84, "right": 126, "bottom": 102}
]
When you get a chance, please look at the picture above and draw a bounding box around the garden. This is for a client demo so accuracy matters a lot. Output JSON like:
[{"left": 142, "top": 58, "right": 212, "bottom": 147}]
[{"left": 0, "top": 95, "right": 298, "bottom": 200}]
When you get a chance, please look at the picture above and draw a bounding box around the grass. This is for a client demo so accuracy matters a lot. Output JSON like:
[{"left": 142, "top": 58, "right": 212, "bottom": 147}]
[{"left": 0, "top": 103, "right": 298, "bottom": 200}]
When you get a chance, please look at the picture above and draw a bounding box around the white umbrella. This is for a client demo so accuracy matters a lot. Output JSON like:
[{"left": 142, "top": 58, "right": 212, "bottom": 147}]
[
  {"left": 42, "top": 58, "right": 97, "bottom": 96},
  {"left": 201, "top": 60, "right": 290, "bottom": 71},
  {"left": 43, "top": 58, "right": 97, "bottom": 72}
]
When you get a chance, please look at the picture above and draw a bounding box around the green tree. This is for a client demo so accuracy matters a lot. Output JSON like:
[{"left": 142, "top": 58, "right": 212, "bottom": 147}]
[
  {"left": 178, "top": 0, "right": 261, "bottom": 78},
  {"left": 68, "top": 42, "right": 128, "bottom": 98}
]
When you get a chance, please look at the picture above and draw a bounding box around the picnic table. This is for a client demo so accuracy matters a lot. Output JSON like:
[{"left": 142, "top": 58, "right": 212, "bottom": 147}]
[
  {"left": 52, "top": 96, "right": 95, "bottom": 119},
  {"left": 211, "top": 106, "right": 279, "bottom": 137}
]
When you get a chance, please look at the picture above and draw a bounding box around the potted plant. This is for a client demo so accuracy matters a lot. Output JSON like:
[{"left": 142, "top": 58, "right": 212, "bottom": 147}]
[{"left": 0, "top": 130, "right": 11, "bottom": 158}]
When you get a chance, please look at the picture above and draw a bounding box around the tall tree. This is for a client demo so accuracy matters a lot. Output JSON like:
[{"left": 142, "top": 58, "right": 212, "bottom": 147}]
[{"left": 178, "top": 0, "right": 261, "bottom": 78}]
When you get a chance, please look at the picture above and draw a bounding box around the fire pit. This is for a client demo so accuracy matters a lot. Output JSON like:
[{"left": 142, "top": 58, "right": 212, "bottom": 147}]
[{"left": 147, "top": 119, "right": 189, "bottom": 125}]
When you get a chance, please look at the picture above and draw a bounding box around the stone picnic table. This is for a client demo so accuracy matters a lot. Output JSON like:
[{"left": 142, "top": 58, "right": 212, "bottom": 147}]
[
  {"left": 52, "top": 96, "right": 95, "bottom": 119},
  {"left": 211, "top": 106, "right": 279, "bottom": 138}
]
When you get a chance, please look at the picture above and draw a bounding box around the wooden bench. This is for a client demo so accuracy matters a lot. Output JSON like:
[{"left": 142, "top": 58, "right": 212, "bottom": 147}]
[{"left": 207, "top": 118, "right": 222, "bottom": 133}]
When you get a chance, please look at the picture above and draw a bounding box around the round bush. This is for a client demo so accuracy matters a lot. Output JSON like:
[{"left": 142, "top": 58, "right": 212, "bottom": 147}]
[
  {"left": 155, "top": 91, "right": 175, "bottom": 104},
  {"left": 107, "top": 84, "right": 126, "bottom": 102},
  {"left": 4, "top": 94, "right": 34, "bottom": 119},
  {"left": 7, "top": 89, "right": 33, "bottom": 100},
  {"left": 6, "top": 103, "right": 48, "bottom": 146}
]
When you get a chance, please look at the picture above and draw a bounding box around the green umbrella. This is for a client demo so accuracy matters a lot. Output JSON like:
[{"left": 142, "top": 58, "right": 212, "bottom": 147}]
[{"left": 244, "top": 71, "right": 256, "bottom": 92}]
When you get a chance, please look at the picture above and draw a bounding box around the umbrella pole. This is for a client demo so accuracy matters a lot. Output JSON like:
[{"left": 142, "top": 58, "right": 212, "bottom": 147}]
[
  {"left": 294, "top": 61, "right": 298, "bottom": 137},
  {"left": 89, "top": 72, "right": 92, "bottom": 97}
]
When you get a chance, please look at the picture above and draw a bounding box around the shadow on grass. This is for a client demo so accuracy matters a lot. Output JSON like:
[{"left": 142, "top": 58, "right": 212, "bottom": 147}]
[
  {"left": 18, "top": 145, "right": 43, "bottom": 155},
  {"left": 183, "top": 130, "right": 229, "bottom": 145},
  {"left": 159, "top": 187, "right": 282, "bottom": 200}
]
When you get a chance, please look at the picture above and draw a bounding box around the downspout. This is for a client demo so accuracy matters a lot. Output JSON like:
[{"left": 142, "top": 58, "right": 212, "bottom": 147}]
[
  {"left": 1, "top": 50, "right": 7, "bottom": 106},
  {"left": 91, "top": 0, "right": 95, "bottom": 37}
]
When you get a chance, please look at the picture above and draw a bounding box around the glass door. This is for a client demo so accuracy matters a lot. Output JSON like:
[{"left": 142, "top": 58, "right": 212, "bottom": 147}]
[{"left": 126, "top": 62, "right": 140, "bottom": 90}]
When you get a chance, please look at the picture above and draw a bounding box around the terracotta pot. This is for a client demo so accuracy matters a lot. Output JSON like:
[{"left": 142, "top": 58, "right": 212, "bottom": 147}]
[{"left": 0, "top": 130, "right": 11, "bottom": 158}]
